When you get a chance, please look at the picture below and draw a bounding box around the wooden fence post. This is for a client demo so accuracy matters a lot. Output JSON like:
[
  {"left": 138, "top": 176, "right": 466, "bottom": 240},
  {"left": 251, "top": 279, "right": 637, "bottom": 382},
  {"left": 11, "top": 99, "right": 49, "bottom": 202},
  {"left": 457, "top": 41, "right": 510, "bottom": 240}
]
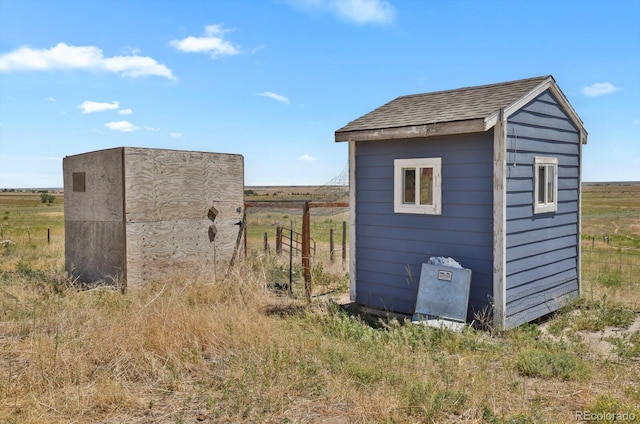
[
  {"left": 263, "top": 232, "right": 268, "bottom": 254},
  {"left": 276, "top": 224, "right": 283, "bottom": 255},
  {"left": 302, "top": 202, "right": 311, "bottom": 304}
]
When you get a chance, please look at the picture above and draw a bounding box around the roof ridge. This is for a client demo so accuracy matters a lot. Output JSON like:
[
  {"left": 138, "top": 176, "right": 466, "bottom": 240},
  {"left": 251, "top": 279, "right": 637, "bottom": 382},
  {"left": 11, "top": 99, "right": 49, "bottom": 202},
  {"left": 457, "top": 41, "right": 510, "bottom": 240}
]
[{"left": 396, "top": 75, "right": 552, "bottom": 100}]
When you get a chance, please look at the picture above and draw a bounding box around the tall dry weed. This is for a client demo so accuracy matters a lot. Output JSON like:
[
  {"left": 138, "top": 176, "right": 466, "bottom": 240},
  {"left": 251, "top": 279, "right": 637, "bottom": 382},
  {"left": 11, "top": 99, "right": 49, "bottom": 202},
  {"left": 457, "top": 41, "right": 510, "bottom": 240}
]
[
  {"left": 2, "top": 261, "right": 265, "bottom": 421},
  {"left": 2, "top": 255, "right": 640, "bottom": 423}
]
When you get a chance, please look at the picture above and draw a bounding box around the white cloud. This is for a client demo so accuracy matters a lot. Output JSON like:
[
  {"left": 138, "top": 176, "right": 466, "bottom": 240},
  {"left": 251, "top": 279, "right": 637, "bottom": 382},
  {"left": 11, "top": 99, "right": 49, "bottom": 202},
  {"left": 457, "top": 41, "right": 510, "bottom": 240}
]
[
  {"left": 582, "top": 82, "right": 620, "bottom": 97},
  {"left": 0, "top": 42, "right": 175, "bottom": 79},
  {"left": 298, "top": 154, "right": 316, "bottom": 161},
  {"left": 118, "top": 108, "right": 133, "bottom": 115},
  {"left": 170, "top": 132, "right": 183, "bottom": 138},
  {"left": 46, "top": 97, "right": 56, "bottom": 102},
  {"left": 170, "top": 25, "right": 240, "bottom": 58},
  {"left": 287, "top": 0, "right": 396, "bottom": 25},
  {"left": 101, "top": 55, "right": 174, "bottom": 79},
  {"left": 79, "top": 100, "right": 119, "bottom": 114},
  {"left": 121, "top": 46, "right": 141, "bottom": 56},
  {"left": 633, "top": 119, "right": 640, "bottom": 125},
  {"left": 105, "top": 121, "right": 139, "bottom": 132},
  {"left": 145, "top": 126, "right": 160, "bottom": 131},
  {"left": 259, "top": 91, "right": 290, "bottom": 104}
]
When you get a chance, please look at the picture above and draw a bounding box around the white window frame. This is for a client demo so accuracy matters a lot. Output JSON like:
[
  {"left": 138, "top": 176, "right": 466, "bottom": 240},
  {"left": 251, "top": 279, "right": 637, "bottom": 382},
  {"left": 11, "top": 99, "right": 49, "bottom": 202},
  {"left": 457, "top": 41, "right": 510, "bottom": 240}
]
[
  {"left": 534, "top": 156, "right": 558, "bottom": 214},
  {"left": 394, "top": 157, "right": 442, "bottom": 215}
]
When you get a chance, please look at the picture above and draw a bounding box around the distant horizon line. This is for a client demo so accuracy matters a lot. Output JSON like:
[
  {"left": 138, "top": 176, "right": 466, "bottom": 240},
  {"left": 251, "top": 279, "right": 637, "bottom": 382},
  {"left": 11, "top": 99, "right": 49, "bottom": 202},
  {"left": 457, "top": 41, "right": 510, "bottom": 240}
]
[{"left": 2, "top": 181, "right": 640, "bottom": 191}]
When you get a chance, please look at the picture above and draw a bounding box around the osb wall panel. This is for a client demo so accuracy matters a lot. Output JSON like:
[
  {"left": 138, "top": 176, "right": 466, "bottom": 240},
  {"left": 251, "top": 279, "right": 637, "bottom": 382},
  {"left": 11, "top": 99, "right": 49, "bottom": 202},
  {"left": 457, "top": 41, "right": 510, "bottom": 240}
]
[
  {"left": 65, "top": 221, "right": 125, "bottom": 283},
  {"left": 125, "top": 204, "right": 243, "bottom": 288},
  {"left": 123, "top": 148, "right": 244, "bottom": 222},
  {"left": 63, "top": 148, "right": 123, "bottom": 222},
  {"left": 122, "top": 148, "right": 244, "bottom": 288}
]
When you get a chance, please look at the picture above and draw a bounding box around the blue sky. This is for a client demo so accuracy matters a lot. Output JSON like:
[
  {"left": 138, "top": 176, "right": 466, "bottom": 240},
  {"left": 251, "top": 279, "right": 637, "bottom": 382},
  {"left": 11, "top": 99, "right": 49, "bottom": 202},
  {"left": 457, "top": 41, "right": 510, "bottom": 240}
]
[{"left": 0, "top": 0, "right": 638, "bottom": 188}]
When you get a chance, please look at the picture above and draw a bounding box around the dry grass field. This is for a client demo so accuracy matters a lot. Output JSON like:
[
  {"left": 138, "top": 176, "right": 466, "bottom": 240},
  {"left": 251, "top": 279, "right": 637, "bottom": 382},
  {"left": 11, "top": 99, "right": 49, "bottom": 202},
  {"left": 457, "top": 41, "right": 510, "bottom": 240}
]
[{"left": 1, "top": 185, "right": 639, "bottom": 423}]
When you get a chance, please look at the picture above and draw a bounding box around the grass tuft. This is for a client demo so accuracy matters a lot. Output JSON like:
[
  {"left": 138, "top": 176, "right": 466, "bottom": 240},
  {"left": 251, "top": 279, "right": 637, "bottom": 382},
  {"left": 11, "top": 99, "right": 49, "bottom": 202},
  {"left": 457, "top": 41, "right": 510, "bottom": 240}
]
[{"left": 516, "top": 347, "right": 588, "bottom": 381}]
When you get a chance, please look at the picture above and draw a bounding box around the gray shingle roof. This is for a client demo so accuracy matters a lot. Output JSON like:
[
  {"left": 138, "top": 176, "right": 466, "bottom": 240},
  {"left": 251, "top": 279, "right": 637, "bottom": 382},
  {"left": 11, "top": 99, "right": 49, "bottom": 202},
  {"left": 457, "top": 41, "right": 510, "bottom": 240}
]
[{"left": 335, "top": 76, "right": 552, "bottom": 135}]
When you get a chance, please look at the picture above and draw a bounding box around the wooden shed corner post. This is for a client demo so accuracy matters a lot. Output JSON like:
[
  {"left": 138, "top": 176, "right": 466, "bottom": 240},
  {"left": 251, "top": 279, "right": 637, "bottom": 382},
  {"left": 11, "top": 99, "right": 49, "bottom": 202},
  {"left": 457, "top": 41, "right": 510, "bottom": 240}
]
[
  {"left": 493, "top": 109, "right": 507, "bottom": 330},
  {"left": 348, "top": 140, "right": 357, "bottom": 302},
  {"left": 120, "top": 147, "right": 127, "bottom": 293},
  {"left": 577, "top": 138, "right": 584, "bottom": 297}
]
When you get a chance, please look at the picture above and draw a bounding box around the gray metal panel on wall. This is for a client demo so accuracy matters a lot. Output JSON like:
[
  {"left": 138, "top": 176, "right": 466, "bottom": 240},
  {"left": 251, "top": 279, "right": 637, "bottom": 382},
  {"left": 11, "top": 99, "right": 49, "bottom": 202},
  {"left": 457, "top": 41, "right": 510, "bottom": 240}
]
[
  {"left": 504, "top": 90, "right": 581, "bottom": 328},
  {"left": 354, "top": 134, "right": 494, "bottom": 318},
  {"left": 414, "top": 264, "right": 472, "bottom": 322}
]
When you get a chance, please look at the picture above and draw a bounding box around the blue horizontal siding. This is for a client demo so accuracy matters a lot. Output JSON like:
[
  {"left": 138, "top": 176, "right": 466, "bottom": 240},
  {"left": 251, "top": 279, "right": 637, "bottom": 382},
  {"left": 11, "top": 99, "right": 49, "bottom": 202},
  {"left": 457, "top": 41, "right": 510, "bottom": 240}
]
[
  {"left": 505, "top": 290, "right": 577, "bottom": 329},
  {"left": 505, "top": 151, "right": 579, "bottom": 167},
  {"left": 507, "top": 272, "right": 578, "bottom": 305},
  {"left": 508, "top": 165, "right": 579, "bottom": 180},
  {"left": 507, "top": 223, "right": 578, "bottom": 248},
  {"left": 508, "top": 123, "right": 580, "bottom": 144},
  {"left": 355, "top": 134, "right": 493, "bottom": 318},
  {"left": 507, "top": 190, "right": 578, "bottom": 207},
  {"left": 357, "top": 217, "right": 492, "bottom": 241},
  {"left": 507, "top": 138, "right": 579, "bottom": 156},
  {"left": 507, "top": 211, "right": 578, "bottom": 233},
  {"left": 509, "top": 110, "right": 578, "bottom": 132},
  {"left": 507, "top": 248, "right": 577, "bottom": 277},
  {"left": 507, "top": 201, "right": 577, "bottom": 220},
  {"left": 507, "top": 235, "right": 577, "bottom": 261},
  {"left": 507, "top": 172, "right": 579, "bottom": 192},
  {"left": 504, "top": 89, "right": 580, "bottom": 328}
]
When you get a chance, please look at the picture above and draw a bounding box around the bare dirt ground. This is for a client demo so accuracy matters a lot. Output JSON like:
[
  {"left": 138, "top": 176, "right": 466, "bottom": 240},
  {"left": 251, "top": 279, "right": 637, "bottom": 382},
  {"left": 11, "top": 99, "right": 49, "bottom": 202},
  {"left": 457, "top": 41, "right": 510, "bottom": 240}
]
[{"left": 540, "top": 312, "right": 640, "bottom": 361}]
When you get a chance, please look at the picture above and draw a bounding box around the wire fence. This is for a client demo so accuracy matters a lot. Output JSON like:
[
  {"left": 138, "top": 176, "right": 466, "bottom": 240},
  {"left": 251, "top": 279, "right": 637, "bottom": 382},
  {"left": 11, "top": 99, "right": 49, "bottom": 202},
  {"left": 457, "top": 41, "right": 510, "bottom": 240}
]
[
  {"left": 581, "top": 242, "right": 640, "bottom": 310},
  {"left": 245, "top": 206, "right": 349, "bottom": 265}
]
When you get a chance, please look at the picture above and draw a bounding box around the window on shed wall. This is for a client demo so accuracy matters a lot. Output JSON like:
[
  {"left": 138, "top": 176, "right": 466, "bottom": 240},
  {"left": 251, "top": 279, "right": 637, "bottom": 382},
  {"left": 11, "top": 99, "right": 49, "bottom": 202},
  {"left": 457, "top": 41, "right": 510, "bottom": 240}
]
[
  {"left": 394, "top": 158, "right": 441, "bottom": 214},
  {"left": 534, "top": 157, "right": 558, "bottom": 214}
]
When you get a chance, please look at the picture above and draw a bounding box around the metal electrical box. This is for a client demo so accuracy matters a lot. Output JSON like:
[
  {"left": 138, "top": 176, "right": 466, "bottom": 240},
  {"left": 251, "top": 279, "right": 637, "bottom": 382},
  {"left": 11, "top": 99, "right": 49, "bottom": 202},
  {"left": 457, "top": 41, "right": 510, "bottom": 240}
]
[{"left": 412, "top": 263, "right": 472, "bottom": 326}]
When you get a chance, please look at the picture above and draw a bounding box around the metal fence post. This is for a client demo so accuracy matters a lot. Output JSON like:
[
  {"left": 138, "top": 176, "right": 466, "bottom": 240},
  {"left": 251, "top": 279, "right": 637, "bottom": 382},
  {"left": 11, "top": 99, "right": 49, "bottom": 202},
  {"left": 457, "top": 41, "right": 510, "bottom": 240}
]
[
  {"left": 330, "top": 228, "right": 334, "bottom": 263},
  {"left": 342, "top": 221, "right": 347, "bottom": 264},
  {"left": 302, "top": 202, "right": 311, "bottom": 304}
]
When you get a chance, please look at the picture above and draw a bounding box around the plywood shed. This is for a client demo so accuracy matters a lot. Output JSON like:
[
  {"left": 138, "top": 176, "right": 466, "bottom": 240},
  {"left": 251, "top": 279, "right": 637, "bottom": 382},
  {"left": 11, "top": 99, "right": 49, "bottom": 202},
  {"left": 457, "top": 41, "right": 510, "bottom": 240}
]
[
  {"left": 63, "top": 147, "right": 244, "bottom": 289},
  {"left": 335, "top": 75, "right": 587, "bottom": 330}
]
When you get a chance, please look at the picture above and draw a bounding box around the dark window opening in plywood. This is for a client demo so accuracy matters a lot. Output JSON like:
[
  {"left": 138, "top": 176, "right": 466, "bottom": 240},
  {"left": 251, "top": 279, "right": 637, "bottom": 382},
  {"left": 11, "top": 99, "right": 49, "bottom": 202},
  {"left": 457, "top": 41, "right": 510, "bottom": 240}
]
[{"left": 73, "top": 172, "right": 86, "bottom": 192}]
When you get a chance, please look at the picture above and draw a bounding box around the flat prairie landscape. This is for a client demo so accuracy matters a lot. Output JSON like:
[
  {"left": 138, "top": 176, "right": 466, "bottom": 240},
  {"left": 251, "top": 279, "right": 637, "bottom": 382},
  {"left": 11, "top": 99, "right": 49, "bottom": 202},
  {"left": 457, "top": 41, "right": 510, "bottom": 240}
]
[{"left": 0, "top": 184, "right": 638, "bottom": 423}]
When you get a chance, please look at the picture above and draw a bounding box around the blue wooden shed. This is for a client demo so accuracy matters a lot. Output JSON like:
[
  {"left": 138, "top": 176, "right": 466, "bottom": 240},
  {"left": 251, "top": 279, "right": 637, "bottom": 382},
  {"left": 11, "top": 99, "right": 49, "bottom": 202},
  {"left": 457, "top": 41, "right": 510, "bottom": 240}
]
[{"left": 335, "top": 75, "right": 587, "bottom": 330}]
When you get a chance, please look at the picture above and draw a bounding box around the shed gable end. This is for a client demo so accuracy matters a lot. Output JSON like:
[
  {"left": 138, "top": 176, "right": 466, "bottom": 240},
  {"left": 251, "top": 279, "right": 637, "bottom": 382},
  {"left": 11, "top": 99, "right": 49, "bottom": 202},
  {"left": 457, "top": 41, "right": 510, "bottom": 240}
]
[{"left": 504, "top": 90, "right": 581, "bottom": 328}]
